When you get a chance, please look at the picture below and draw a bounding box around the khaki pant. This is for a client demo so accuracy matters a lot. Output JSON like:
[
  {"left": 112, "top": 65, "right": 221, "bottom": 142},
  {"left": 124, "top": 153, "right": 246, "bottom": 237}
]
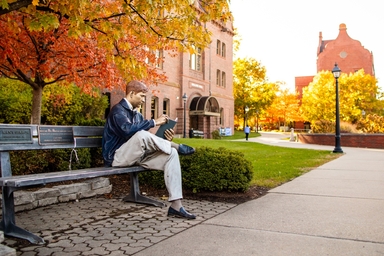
[{"left": 112, "top": 131, "right": 182, "bottom": 201}]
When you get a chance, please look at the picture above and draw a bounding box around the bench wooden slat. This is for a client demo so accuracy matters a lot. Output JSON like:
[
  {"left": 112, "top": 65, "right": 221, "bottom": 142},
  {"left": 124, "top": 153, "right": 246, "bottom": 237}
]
[
  {"left": 0, "top": 166, "right": 147, "bottom": 187},
  {"left": 0, "top": 124, "right": 104, "bottom": 137},
  {"left": 0, "top": 137, "right": 101, "bottom": 151}
]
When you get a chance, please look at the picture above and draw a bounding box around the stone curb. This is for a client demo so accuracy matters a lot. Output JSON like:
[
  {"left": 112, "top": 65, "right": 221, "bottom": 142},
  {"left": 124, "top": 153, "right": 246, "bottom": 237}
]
[
  {"left": 0, "top": 232, "right": 16, "bottom": 256},
  {"left": 0, "top": 177, "right": 111, "bottom": 213}
]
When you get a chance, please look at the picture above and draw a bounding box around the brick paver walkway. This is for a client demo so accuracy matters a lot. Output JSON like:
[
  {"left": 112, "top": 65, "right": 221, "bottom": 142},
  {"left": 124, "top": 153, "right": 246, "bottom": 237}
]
[{"left": 3, "top": 197, "right": 236, "bottom": 255}]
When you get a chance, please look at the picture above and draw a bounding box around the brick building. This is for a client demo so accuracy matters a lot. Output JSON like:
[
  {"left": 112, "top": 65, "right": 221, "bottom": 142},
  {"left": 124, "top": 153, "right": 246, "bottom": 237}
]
[
  {"left": 294, "top": 23, "right": 375, "bottom": 129},
  {"left": 107, "top": 22, "right": 235, "bottom": 138}
]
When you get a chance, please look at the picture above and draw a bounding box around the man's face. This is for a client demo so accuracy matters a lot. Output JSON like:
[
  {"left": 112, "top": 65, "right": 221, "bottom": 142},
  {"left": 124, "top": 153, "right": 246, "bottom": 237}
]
[{"left": 129, "top": 91, "right": 146, "bottom": 109}]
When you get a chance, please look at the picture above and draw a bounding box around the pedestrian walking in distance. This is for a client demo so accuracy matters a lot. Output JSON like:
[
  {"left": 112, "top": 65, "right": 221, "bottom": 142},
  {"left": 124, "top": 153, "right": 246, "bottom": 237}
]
[{"left": 244, "top": 125, "right": 250, "bottom": 141}]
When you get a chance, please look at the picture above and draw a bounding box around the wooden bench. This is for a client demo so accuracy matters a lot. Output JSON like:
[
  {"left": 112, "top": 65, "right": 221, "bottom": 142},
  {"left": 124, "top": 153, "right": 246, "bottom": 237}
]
[
  {"left": 190, "top": 130, "right": 204, "bottom": 138},
  {"left": 0, "top": 124, "right": 165, "bottom": 244}
]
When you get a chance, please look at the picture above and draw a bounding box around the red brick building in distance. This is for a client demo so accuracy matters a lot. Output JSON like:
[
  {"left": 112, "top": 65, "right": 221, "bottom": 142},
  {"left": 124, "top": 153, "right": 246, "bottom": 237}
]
[
  {"left": 295, "top": 23, "right": 375, "bottom": 130},
  {"left": 108, "top": 19, "right": 235, "bottom": 138}
]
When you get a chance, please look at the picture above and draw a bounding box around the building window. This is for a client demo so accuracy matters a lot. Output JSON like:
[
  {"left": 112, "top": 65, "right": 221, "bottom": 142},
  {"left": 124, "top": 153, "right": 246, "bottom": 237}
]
[
  {"left": 189, "top": 45, "right": 201, "bottom": 71},
  {"left": 216, "top": 40, "right": 221, "bottom": 55},
  {"left": 163, "top": 98, "right": 169, "bottom": 115},
  {"left": 221, "top": 71, "right": 226, "bottom": 88},
  {"left": 139, "top": 96, "right": 146, "bottom": 117},
  {"left": 155, "top": 50, "right": 163, "bottom": 69},
  {"left": 145, "top": 49, "right": 163, "bottom": 69},
  {"left": 216, "top": 69, "right": 221, "bottom": 86},
  {"left": 102, "top": 92, "right": 111, "bottom": 119},
  {"left": 220, "top": 108, "right": 224, "bottom": 126},
  {"left": 221, "top": 42, "right": 226, "bottom": 58},
  {"left": 216, "top": 70, "right": 225, "bottom": 87},
  {"left": 151, "top": 97, "right": 158, "bottom": 119}
]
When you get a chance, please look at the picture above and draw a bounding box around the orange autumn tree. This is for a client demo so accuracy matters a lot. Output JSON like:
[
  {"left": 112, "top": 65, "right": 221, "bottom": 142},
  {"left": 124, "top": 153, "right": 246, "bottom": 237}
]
[
  {"left": 0, "top": 12, "right": 165, "bottom": 124},
  {"left": 264, "top": 88, "right": 301, "bottom": 130},
  {"left": 0, "top": 0, "right": 232, "bottom": 124}
]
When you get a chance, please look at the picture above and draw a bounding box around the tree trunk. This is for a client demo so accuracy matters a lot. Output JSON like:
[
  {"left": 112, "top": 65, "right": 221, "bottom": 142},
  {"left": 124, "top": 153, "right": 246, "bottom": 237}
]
[{"left": 30, "top": 86, "right": 43, "bottom": 124}]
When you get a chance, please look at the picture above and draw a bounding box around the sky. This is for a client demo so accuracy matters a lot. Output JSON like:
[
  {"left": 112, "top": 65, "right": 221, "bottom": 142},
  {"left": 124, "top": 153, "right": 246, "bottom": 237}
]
[{"left": 230, "top": 0, "right": 384, "bottom": 91}]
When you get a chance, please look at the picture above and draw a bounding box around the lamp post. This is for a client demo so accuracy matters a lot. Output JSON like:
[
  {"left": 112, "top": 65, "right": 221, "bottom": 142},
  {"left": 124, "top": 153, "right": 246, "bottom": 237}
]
[
  {"left": 256, "top": 110, "right": 259, "bottom": 133},
  {"left": 182, "top": 93, "right": 187, "bottom": 138},
  {"left": 332, "top": 63, "right": 343, "bottom": 153},
  {"left": 245, "top": 105, "right": 249, "bottom": 127}
]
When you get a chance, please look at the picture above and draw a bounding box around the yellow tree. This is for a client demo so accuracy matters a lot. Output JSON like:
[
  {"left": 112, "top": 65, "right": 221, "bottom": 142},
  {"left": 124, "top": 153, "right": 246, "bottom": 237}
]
[
  {"left": 340, "top": 69, "right": 380, "bottom": 121},
  {"left": 300, "top": 69, "right": 379, "bottom": 124}
]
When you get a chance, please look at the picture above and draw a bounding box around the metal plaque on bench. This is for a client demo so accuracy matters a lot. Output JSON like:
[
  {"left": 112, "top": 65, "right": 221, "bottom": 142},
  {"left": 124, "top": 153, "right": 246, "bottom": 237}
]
[
  {"left": 38, "top": 126, "right": 74, "bottom": 145},
  {"left": 0, "top": 127, "right": 33, "bottom": 144}
]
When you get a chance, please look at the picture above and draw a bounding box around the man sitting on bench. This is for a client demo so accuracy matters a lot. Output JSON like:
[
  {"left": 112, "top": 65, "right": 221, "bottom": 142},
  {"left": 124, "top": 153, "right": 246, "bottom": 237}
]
[{"left": 102, "top": 80, "right": 196, "bottom": 219}]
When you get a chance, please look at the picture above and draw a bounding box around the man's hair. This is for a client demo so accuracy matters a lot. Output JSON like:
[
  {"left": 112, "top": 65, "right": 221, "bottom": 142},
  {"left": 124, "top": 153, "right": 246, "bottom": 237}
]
[{"left": 126, "top": 80, "right": 149, "bottom": 94}]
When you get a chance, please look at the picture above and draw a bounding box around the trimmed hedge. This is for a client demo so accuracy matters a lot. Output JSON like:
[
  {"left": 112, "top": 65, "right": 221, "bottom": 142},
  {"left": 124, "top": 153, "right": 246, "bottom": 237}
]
[
  {"left": 140, "top": 146, "right": 253, "bottom": 193},
  {"left": 10, "top": 148, "right": 103, "bottom": 176}
]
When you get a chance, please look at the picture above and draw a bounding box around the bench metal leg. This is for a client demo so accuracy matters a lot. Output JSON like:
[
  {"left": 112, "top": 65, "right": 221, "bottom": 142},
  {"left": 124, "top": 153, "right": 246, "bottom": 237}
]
[
  {"left": 123, "top": 172, "right": 166, "bottom": 208},
  {"left": 1, "top": 187, "right": 45, "bottom": 244}
]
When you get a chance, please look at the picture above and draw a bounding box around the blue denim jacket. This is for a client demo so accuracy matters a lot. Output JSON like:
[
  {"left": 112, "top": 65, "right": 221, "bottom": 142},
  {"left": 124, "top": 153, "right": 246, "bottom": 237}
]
[{"left": 102, "top": 99, "right": 155, "bottom": 167}]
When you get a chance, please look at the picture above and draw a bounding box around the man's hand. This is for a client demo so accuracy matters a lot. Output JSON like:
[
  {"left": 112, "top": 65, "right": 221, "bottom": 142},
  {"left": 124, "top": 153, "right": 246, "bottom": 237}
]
[
  {"left": 164, "top": 129, "right": 174, "bottom": 141},
  {"left": 155, "top": 114, "right": 169, "bottom": 126}
]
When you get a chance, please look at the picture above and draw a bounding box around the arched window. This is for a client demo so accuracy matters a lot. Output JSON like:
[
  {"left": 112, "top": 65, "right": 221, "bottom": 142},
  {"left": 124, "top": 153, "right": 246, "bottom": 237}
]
[
  {"left": 216, "top": 40, "right": 221, "bottom": 55},
  {"left": 221, "top": 42, "right": 226, "bottom": 58},
  {"left": 216, "top": 69, "right": 221, "bottom": 85}
]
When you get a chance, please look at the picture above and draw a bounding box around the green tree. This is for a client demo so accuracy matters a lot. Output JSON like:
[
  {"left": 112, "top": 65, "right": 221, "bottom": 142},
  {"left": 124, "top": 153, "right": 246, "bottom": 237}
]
[
  {"left": 300, "top": 70, "right": 380, "bottom": 124},
  {"left": 233, "top": 57, "right": 278, "bottom": 128}
]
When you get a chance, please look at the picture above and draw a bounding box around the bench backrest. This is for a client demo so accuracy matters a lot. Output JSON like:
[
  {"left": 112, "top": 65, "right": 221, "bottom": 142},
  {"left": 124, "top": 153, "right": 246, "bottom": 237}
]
[
  {"left": 0, "top": 124, "right": 104, "bottom": 151},
  {"left": 0, "top": 124, "right": 105, "bottom": 177}
]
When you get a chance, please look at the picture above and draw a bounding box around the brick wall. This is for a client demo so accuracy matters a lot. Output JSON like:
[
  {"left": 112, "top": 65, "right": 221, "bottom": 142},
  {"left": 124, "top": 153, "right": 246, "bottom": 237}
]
[
  {"left": 295, "top": 76, "right": 314, "bottom": 100},
  {"left": 317, "top": 24, "right": 374, "bottom": 76},
  {"left": 105, "top": 20, "right": 234, "bottom": 137},
  {"left": 295, "top": 23, "right": 375, "bottom": 101},
  {"left": 298, "top": 133, "right": 384, "bottom": 149}
]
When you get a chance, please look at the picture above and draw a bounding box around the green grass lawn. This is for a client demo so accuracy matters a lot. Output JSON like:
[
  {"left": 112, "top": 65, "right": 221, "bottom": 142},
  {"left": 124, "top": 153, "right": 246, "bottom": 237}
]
[
  {"left": 174, "top": 131, "right": 340, "bottom": 188},
  {"left": 220, "top": 130, "right": 261, "bottom": 140}
]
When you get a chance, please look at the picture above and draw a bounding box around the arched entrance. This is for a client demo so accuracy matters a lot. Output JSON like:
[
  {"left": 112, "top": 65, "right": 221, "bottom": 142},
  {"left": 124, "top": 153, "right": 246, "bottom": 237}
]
[{"left": 188, "top": 96, "right": 220, "bottom": 138}]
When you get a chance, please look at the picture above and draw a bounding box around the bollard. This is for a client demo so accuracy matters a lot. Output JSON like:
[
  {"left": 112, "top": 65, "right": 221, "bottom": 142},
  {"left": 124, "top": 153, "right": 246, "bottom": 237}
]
[{"left": 290, "top": 128, "right": 296, "bottom": 142}]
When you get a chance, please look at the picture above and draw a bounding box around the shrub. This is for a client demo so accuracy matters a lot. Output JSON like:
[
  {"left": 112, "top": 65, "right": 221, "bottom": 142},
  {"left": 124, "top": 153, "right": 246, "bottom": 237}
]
[
  {"left": 0, "top": 78, "right": 108, "bottom": 125},
  {"left": 356, "top": 114, "right": 384, "bottom": 133},
  {"left": 140, "top": 146, "right": 253, "bottom": 193},
  {"left": 312, "top": 119, "right": 364, "bottom": 134},
  {"left": 340, "top": 122, "right": 358, "bottom": 133},
  {"left": 0, "top": 79, "right": 32, "bottom": 124},
  {"left": 211, "top": 130, "right": 221, "bottom": 139},
  {"left": 9, "top": 148, "right": 102, "bottom": 175},
  {"left": 311, "top": 119, "right": 334, "bottom": 133}
]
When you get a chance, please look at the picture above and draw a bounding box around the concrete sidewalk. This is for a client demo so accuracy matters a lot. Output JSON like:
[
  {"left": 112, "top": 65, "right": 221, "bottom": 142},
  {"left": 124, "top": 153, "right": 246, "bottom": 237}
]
[
  {"left": 135, "top": 132, "right": 384, "bottom": 255},
  {"left": 3, "top": 132, "right": 384, "bottom": 255}
]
